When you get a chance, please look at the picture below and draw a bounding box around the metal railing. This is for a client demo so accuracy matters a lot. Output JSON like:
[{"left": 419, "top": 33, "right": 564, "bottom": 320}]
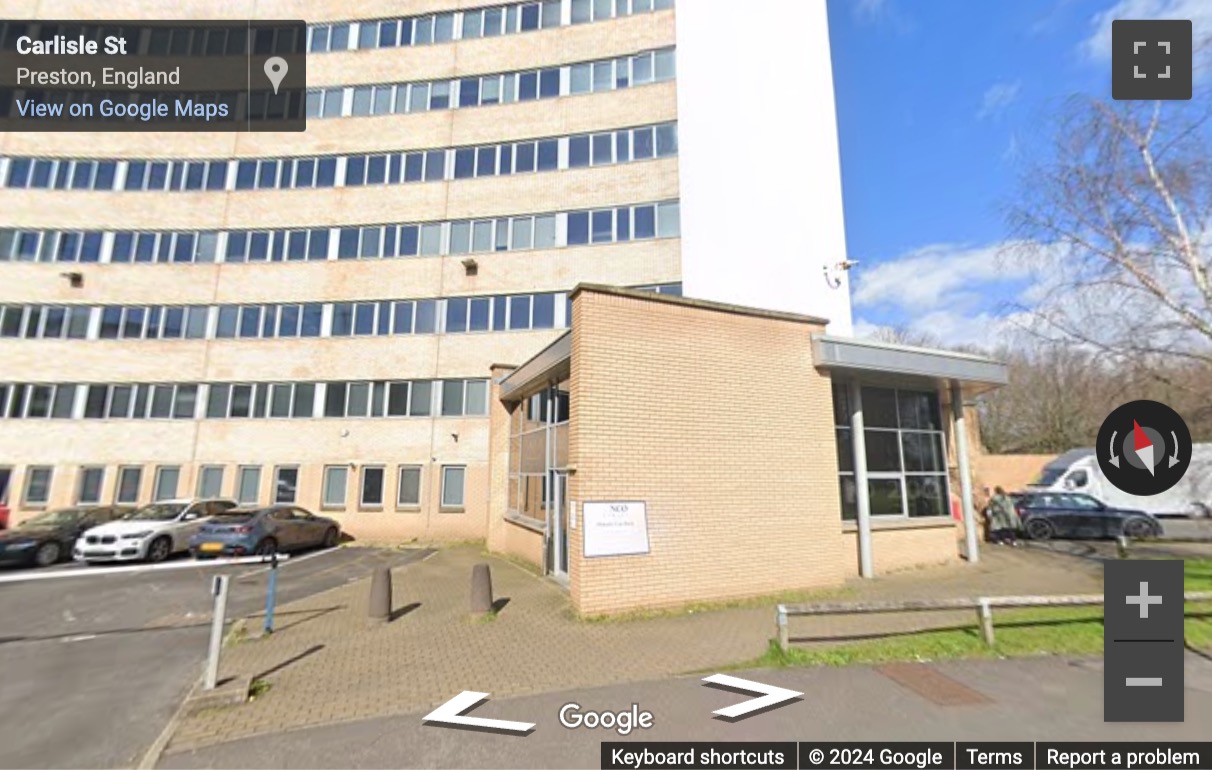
[{"left": 776, "top": 591, "right": 1212, "bottom": 651}]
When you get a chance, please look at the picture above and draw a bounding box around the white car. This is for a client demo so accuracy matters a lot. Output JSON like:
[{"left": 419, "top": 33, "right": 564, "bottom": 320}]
[{"left": 75, "top": 498, "right": 238, "bottom": 563}]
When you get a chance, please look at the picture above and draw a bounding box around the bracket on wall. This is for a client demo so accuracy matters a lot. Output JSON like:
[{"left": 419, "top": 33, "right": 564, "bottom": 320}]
[
  {"left": 823, "top": 260, "right": 858, "bottom": 289},
  {"left": 461, "top": 258, "right": 478, "bottom": 277}
]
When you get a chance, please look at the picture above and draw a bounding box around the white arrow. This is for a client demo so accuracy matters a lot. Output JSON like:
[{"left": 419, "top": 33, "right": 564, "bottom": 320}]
[
  {"left": 422, "top": 691, "right": 535, "bottom": 733},
  {"left": 702, "top": 674, "right": 802, "bottom": 720},
  {"left": 1109, "top": 430, "right": 1120, "bottom": 468},
  {"left": 1170, "top": 431, "right": 1181, "bottom": 468}
]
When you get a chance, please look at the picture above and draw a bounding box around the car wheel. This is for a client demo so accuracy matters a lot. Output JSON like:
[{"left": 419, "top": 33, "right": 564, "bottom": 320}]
[
  {"left": 146, "top": 536, "right": 172, "bottom": 563},
  {"left": 33, "top": 541, "right": 61, "bottom": 567},
  {"left": 255, "top": 537, "right": 277, "bottom": 556},
  {"left": 322, "top": 527, "right": 339, "bottom": 548},
  {"left": 1123, "top": 518, "right": 1155, "bottom": 539},
  {"left": 1025, "top": 518, "right": 1055, "bottom": 541}
]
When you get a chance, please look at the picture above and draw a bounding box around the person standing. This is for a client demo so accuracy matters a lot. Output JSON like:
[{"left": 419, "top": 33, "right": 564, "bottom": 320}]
[{"left": 988, "top": 486, "right": 1022, "bottom": 546}]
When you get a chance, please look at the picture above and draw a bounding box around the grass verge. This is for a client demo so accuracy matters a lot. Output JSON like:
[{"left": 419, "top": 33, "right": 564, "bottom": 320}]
[{"left": 756, "top": 559, "right": 1212, "bottom": 668}]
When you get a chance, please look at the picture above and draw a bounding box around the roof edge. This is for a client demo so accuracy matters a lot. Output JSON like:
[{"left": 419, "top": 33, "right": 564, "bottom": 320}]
[{"left": 570, "top": 284, "right": 831, "bottom": 327}]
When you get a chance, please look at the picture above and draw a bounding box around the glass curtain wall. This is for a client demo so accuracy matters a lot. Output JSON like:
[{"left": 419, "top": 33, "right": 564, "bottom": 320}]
[{"left": 507, "top": 377, "right": 570, "bottom": 571}]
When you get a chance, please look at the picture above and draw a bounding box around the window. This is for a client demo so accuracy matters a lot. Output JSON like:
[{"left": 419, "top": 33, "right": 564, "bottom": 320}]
[
  {"left": 322, "top": 466, "right": 348, "bottom": 509},
  {"left": 397, "top": 466, "right": 421, "bottom": 508},
  {"left": 197, "top": 465, "right": 224, "bottom": 498},
  {"left": 236, "top": 466, "right": 261, "bottom": 505},
  {"left": 153, "top": 466, "right": 180, "bottom": 501},
  {"left": 274, "top": 466, "right": 299, "bottom": 503},
  {"left": 77, "top": 467, "right": 104, "bottom": 505},
  {"left": 834, "top": 383, "right": 948, "bottom": 520},
  {"left": 360, "top": 466, "right": 385, "bottom": 508},
  {"left": 23, "top": 466, "right": 53, "bottom": 506},
  {"left": 441, "top": 466, "right": 466, "bottom": 509},
  {"left": 115, "top": 466, "right": 142, "bottom": 504}
]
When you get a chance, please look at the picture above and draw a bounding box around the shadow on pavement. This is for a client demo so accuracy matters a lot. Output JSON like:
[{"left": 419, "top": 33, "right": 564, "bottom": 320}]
[
  {"left": 246, "top": 605, "right": 344, "bottom": 633},
  {"left": 389, "top": 602, "right": 421, "bottom": 622},
  {"left": 254, "top": 644, "right": 325, "bottom": 681}
]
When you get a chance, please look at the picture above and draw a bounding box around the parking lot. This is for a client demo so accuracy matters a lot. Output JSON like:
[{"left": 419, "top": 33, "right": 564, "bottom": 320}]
[{"left": 0, "top": 546, "right": 431, "bottom": 770}]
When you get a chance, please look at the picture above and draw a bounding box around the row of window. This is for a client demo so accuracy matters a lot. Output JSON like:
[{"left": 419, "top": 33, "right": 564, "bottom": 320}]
[
  {"left": 307, "top": 47, "right": 675, "bottom": 119},
  {"left": 15, "top": 462, "right": 466, "bottom": 511},
  {"left": 0, "top": 285, "right": 683, "bottom": 342},
  {"left": 1, "top": 122, "right": 678, "bottom": 192},
  {"left": 0, "top": 379, "right": 490, "bottom": 421},
  {"left": 0, "top": 201, "right": 681, "bottom": 264},
  {"left": 306, "top": 0, "right": 674, "bottom": 54}
]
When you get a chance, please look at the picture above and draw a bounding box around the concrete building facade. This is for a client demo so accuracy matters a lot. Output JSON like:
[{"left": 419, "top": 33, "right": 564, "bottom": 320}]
[{"left": 0, "top": 0, "right": 684, "bottom": 541}]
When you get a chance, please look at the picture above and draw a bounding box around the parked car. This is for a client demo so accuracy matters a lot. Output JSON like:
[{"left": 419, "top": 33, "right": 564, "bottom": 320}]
[
  {"left": 1013, "top": 491, "right": 1163, "bottom": 541},
  {"left": 0, "top": 506, "right": 134, "bottom": 567},
  {"left": 75, "top": 498, "right": 238, "bottom": 563},
  {"left": 0, "top": 500, "right": 10, "bottom": 530},
  {"left": 189, "top": 505, "right": 341, "bottom": 558}
]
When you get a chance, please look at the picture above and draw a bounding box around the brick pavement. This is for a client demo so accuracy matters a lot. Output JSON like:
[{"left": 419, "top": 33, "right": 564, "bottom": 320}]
[{"left": 164, "top": 543, "right": 1103, "bottom": 754}]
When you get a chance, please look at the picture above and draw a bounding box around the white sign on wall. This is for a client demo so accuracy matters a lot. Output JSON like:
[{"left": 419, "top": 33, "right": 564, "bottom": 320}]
[{"left": 582, "top": 501, "right": 649, "bottom": 558}]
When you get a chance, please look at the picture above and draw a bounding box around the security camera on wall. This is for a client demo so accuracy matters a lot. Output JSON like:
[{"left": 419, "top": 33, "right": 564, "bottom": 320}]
[{"left": 823, "top": 260, "right": 859, "bottom": 290}]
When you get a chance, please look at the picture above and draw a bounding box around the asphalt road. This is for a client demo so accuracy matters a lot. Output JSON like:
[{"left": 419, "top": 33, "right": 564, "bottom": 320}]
[
  {"left": 160, "top": 654, "right": 1212, "bottom": 769},
  {"left": 0, "top": 546, "right": 431, "bottom": 770}
]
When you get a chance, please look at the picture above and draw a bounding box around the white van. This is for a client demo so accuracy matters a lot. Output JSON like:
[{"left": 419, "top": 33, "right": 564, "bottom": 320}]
[{"left": 1026, "top": 447, "right": 1212, "bottom": 518}]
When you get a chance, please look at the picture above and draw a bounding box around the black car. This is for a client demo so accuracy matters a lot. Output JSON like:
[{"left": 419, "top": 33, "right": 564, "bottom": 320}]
[
  {"left": 1013, "top": 492, "right": 1162, "bottom": 540},
  {"left": 0, "top": 506, "right": 135, "bottom": 567}
]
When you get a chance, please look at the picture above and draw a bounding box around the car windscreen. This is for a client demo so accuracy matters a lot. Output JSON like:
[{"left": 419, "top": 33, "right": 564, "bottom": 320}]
[
  {"left": 1031, "top": 466, "right": 1066, "bottom": 486},
  {"left": 17, "top": 509, "right": 84, "bottom": 528},
  {"left": 129, "top": 503, "right": 187, "bottom": 521},
  {"left": 210, "top": 510, "right": 258, "bottom": 523}
]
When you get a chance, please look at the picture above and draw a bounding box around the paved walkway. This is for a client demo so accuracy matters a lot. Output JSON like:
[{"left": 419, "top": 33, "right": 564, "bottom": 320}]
[
  {"left": 161, "top": 654, "right": 1212, "bottom": 769},
  {"left": 164, "top": 544, "right": 1104, "bottom": 754}
]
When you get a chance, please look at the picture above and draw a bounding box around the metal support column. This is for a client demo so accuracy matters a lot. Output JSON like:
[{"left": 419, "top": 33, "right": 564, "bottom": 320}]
[
  {"left": 848, "top": 380, "right": 874, "bottom": 579},
  {"left": 951, "top": 379, "right": 979, "bottom": 565}
]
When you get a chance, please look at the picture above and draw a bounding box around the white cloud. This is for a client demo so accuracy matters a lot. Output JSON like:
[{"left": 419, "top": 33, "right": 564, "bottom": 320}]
[
  {"left": 855, "top": 0, "right": 889, "bottom": 22},
  {"left": 1080, "top": 0, "right": 1212, "bottom": 62},
  {"left": 977, "top": 81, "right": 1022, "bottom": 120},
  {"left": 852, "top": 241, "right": 1034, "bottom": 310},
  {"left": 850, "top": 241, "right": 1068, "bottom": 350}
]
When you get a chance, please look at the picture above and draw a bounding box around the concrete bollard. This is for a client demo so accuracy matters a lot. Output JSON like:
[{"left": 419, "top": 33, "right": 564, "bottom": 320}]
[
  {"left": 470, "top": 563, "right": 494, "bottom": 616},
  {"left": 368, "top": 567, "right": 392, "bottom": 622}
]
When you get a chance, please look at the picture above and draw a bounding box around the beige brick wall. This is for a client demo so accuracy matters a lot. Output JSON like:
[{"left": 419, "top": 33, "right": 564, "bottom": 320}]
[
  {"left": 565, "top": 288, "right": 849, "bottom": 616},
  {"left": 973, "top": 454, "right": 1055, "bottom": 493},
  {"left": 841, "top": 522, "right": 958, "bottom": 575}
]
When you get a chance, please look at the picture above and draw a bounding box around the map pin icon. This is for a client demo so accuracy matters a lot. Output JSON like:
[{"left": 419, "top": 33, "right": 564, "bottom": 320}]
[{"left": 264, "top": 56, "right": 288, "bottom": 95}]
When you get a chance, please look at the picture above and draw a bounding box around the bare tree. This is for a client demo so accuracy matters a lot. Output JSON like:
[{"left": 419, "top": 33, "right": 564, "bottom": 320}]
[{"left": 1006, "top": 91, "right": 1212, "bottom": 379}]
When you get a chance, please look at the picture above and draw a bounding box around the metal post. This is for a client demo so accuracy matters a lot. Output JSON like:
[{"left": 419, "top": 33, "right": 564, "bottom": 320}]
[
  {"left": 977, "top": 598, "right": 995, "bottom": 646},
  {"left": 263, "top": 551, "right": 279, "bottom": 635},
  {"left": 204, "top": 574, "right": 230, "bottom": 690},
  {"left": 848, "top": 380, "right": 874, "bottom": 579},
  {"left": 1117, "top": 535, "right": 1130, "bottom": 559},
  {"left": 951, "top": 380, "right": 979, "bottom": 565},
  {"left": 776, "top": 605, "right": 789, "bottom": 652}
]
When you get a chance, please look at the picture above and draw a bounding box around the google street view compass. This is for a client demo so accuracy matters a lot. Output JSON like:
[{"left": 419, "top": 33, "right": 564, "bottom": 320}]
[{"left": 1096, "top": 400, "right": 1191, "bottom": 496}]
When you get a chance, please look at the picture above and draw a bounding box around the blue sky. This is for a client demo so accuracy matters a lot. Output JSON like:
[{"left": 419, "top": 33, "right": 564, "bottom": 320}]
[{"left": 825, "top": 0, "right": 1211, "bottom": 347}]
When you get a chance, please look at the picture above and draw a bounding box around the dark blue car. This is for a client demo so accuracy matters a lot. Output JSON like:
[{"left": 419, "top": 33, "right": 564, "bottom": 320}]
[
  {"left": 188, "top": 505, "right": 341, "bottom": 558},
  {"left": 1013, "top": 492, "right": 1163, "bottom": 540}
]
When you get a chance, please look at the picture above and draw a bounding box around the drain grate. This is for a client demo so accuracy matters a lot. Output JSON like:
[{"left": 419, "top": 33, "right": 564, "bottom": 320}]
[{"left": 875, "top": 663, "right": 993, "bottom": 706}]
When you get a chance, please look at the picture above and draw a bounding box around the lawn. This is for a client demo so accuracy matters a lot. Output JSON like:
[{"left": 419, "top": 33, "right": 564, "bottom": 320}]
[{"left": 757, "top": 559, "right": 1212, "bottom": 669}]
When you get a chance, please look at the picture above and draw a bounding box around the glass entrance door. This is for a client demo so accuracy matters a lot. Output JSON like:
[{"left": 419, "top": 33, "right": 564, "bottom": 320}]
[{"left": 550, "top": 471, "right": 569, "bottom": 579}]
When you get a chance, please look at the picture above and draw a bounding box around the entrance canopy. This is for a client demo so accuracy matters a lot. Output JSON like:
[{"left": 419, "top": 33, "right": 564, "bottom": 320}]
[
  {"left": 812, "top": 335, "right": 1008, "bottom": 396},
  {"left": 814, "top": 334, "right": 1008, "bottom": 575}
]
